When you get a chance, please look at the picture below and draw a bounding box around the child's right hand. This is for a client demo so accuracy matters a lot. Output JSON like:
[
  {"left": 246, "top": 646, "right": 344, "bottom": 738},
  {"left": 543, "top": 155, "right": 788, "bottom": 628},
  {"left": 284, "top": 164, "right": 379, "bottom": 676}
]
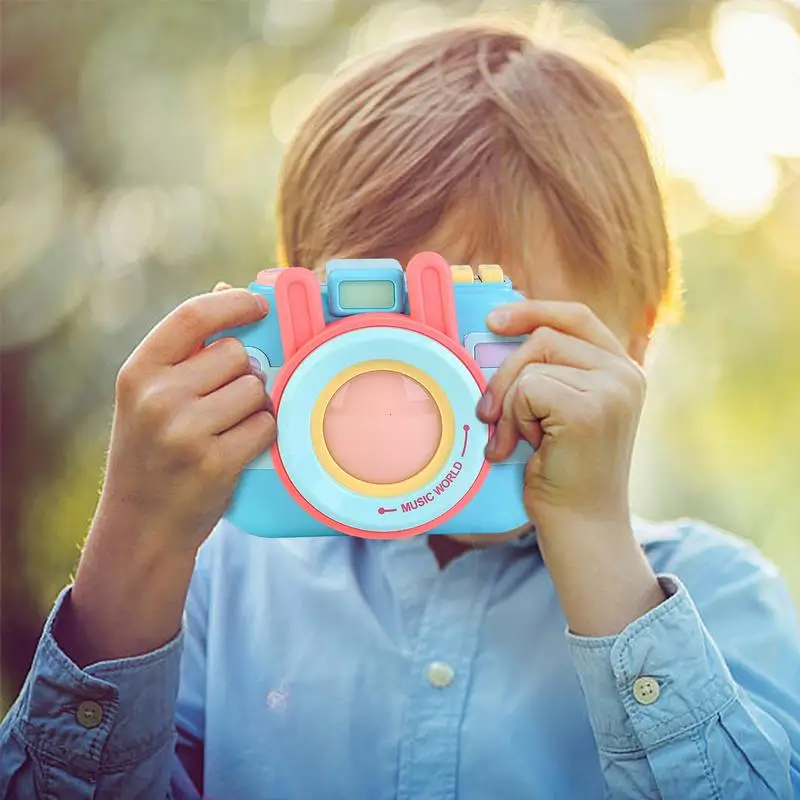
[
  {"left": 58, "top": 282, "right": 276, "bottom": 666},
  {"left": 100, "top": 282, "right": 276, "bottom": 556}
]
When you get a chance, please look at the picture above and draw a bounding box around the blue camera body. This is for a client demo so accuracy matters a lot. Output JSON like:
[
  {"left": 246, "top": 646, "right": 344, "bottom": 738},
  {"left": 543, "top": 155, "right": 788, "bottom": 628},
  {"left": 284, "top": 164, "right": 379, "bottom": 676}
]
[{"left": 209, "top": 252, "right": 532, "bottom": 539}]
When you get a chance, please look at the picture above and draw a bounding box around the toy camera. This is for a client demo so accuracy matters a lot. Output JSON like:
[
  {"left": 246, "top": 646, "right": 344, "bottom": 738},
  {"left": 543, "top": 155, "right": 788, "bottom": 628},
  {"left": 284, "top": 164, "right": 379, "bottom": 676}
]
[{"left": 209, "top": 251, "right": 533, "bottom": 539}]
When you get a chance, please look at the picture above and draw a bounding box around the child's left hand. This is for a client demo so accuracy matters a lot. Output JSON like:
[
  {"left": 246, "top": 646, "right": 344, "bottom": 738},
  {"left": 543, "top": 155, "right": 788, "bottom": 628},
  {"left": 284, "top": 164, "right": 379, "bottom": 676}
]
[{"left": 476, "top": 300, "right": 646, "bottom": 534}]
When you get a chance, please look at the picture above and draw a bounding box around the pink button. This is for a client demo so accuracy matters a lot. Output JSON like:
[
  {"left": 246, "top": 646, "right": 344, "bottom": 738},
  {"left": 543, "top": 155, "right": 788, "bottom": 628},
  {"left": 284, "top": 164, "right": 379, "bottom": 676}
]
[
  {"left": 474, "top": 341, "right": 517, "bottom": 368},
  {"left": 256, "top": 268, "right": 284, "bottom": 286},
  {"left": 323, "top": 371, "right": 442, "bottom": 484}
]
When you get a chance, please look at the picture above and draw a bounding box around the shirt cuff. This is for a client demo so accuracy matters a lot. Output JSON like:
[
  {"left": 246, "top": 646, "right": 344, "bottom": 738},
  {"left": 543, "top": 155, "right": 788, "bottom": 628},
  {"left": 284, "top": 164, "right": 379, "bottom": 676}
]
[
  {"left": 566, "top": 575, "right": 738, "bottom": 753},
  {"left": 11, "top": 585, "right": 184, "bottom": 779}
]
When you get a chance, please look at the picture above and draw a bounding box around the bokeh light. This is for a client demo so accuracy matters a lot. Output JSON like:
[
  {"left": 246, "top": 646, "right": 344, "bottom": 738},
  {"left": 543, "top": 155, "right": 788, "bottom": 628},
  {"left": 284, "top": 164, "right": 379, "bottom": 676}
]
[
  {"left": 349, "top": 1, "right": 451, "bottom": 55},
  {"left": 682, "top": 81, "right": 782, "bottom": 221},
  {"left": 0, "top": 116, "right": 65, "bottom": 293},
  {"left": 270, "top": 73, "right": 331, "bottom": 144},
  {"left": 631, "top": 1, "right": 800, "bottom": 223},
  {"left": 712, "top": 1, "right": 800, "bottom": 159},
  {"left": 262, "top": 0, "right": 338, "bottom": 45},
  {"left": 93, "top": 187, "right": 166, "bottom": 270}
]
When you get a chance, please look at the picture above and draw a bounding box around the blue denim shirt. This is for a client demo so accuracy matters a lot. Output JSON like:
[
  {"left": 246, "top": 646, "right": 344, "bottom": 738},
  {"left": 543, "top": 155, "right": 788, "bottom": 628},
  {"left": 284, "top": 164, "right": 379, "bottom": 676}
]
[{"left": 2, "top": 517, "right": 799, "bottom": 799}]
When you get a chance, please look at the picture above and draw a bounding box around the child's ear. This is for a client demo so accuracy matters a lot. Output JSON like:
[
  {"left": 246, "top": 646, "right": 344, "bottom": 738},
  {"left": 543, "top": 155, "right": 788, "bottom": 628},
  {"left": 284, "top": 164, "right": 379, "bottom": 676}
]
[
  {"left": 629, "top": 332, "right": 649, "bottom": 366},
  {"left": 628, "top": 304, "right": 657, "bottom": 366}
]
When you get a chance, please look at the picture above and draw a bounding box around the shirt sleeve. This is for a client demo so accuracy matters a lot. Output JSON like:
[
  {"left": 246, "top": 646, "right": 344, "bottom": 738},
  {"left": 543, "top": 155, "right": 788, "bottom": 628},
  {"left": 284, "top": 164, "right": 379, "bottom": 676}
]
[
  {"left": 0, "top": 569, "right": 209, "bottom": 800},
  {"left": 566, "top": 526, "right": 800, "bottom": 800}
]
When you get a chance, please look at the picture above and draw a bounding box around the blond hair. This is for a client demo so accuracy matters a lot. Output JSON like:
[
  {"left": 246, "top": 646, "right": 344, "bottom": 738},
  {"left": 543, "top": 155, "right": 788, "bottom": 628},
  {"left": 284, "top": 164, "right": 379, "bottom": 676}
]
[{"left": 277, "top": 14, "right": 682, "bottom": 328}]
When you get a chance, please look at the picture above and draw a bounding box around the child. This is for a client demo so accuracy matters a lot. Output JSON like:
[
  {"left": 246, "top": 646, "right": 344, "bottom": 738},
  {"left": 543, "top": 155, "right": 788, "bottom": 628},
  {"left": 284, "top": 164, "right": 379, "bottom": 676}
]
[{"left": 2, "top": 16, "right": 799, "bottom": 800}]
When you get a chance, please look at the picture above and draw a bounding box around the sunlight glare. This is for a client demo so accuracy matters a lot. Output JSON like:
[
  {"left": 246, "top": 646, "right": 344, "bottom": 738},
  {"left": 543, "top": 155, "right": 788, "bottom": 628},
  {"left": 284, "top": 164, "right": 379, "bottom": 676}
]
[
  {"left": 711, "top": 1, "right": 800, "bottom": 157},
  {"left": 685, "top": 81, "right": 781, "bottom": 221}
]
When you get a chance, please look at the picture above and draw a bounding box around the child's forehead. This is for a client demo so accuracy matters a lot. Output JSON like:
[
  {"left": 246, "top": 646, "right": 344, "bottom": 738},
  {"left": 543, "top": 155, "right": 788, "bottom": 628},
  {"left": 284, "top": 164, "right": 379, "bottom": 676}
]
[
  {"left": 409, "top": 207, "right": 578, "bottom": 303},
  {"left": 398, "top": 206, "right": 624, "bottom": 333}
]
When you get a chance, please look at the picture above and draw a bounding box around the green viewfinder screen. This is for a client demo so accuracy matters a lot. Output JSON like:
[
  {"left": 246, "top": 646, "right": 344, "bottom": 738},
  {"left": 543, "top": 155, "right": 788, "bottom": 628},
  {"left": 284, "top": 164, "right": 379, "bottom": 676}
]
[{"left": 339, "top": 280, "right": 395, "bottom": 309}]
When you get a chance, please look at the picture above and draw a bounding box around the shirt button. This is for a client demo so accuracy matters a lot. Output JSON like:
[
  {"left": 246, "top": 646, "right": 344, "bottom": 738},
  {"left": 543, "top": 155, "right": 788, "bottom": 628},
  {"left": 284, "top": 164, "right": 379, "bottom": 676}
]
[
  {"left": 426, "top": 661, "right": 455, "bottom": 688},
  {"left": 76, "top": 700, "right": 104, "bottom": 728},
  {"left": 632, "top": 676, "right": 661, "bottom": 705}
]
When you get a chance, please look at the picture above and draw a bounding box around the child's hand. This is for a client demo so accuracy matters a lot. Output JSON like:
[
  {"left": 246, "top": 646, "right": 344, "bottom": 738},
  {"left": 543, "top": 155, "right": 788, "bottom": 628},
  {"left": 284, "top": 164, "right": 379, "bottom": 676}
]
[
  {"left": 476, "top": 300, "right": 646, "bottom": 533},
  {"left": 63, "top": 283, "right": 276, "bottom": 664},
  {"left": 101, "top": 282, "right": 276, "bottom": 556}
]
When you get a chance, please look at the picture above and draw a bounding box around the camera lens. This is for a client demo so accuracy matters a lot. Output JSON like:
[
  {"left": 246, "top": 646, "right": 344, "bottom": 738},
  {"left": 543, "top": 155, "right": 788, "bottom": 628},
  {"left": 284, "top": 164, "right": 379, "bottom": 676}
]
[{"left": 322, "top": 370, "right": 442, "bottom": 484}]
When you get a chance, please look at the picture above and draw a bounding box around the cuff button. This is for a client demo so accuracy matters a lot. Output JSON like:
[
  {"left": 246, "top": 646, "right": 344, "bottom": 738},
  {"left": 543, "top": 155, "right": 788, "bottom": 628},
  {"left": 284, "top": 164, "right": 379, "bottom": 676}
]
[
  {"left": 76, "top": 700, "right": 104, "bottom": 728},
  {"left": 632, "top": 676, "right": 660, "bottom": 705}
]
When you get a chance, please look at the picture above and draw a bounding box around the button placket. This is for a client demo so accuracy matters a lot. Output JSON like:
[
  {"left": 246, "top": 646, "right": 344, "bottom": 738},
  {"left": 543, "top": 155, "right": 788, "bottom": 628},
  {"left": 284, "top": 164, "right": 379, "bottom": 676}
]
[{"left": 396, "top": 551, "right": 503, "bottom": 800}]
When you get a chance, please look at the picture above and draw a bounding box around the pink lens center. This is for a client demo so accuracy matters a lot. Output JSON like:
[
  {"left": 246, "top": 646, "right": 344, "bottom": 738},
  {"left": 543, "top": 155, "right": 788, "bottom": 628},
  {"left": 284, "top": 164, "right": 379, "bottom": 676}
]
[{"left": 323, "top": 371, "right": 442, "bottom": 484}]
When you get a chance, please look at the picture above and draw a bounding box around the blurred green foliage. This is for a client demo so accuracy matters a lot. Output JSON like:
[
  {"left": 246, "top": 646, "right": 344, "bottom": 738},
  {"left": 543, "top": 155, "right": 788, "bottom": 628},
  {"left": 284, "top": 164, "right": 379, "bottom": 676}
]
[{"left": 2, "top": 0, "right": 799, "bottom": 713}]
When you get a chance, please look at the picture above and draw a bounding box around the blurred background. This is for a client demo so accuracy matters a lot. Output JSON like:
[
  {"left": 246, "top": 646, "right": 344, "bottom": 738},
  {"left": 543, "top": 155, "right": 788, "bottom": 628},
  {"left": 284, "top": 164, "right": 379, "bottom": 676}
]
[{"left": 1, "top": 0, "right": 799, "bottom": 712}]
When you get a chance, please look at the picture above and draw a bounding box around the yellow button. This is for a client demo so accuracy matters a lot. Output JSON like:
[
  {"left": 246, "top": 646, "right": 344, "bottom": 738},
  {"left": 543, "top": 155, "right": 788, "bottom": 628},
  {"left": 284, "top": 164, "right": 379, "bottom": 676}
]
[
  {"left": 477, "top": 264, "right": 504, "bottom": 283},
  {"left": 450, "top": 265, "right": 474, "bottom": 283},
  {"left": 426, "top": 661, "right": 455, "bottom": 688},
  {"left": 632, "top": 676, "right": 660, "bottom": 705},
  {"left": 76, "top": 700, "right": 104, "bottom": 729}
]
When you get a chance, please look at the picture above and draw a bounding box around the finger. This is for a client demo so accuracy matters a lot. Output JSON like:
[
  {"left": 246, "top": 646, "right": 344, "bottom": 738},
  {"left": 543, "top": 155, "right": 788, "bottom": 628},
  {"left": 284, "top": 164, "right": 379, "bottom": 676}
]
[
  {"left": 213, "top": 281, "right": 233, "bottom": 292},
  {"left": 194, "top": 372, "right": 272, "bottom": 435},
  {"left": 486, "top": 396, "right": 534, "bottom": 462},
  {"left": 177, "top": 336, "right": 255, "bottom": 397},
  {"left": 217, "top": 409, "right": 277, "bottom": 468},
  {"left": 511, "top": 379, "right": 544, "bottom": 453},
  {"left": 486, "top": 363, "right": 589, "bottom": 462},
  {"left": 478, "top": 326, "right": 616, "bottom": 422},
  {"left": 139, "top": 289, "right": 270, "bottom": 366},
  {"left": 487, "top": 300, "right": 626, "bottom": 357}
]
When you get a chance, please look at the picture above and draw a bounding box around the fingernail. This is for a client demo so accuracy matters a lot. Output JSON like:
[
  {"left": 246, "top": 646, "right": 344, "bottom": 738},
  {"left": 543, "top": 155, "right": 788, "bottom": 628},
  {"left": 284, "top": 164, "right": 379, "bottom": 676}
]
[
  {"left": 255, "top": 294, "right": 270, "bottom": 314},
  {"left": 476, "top": 390, "right": 494, "bottom": 419},
  {"left": 487, "top": 308, "right": 508, "bottom": 327}
]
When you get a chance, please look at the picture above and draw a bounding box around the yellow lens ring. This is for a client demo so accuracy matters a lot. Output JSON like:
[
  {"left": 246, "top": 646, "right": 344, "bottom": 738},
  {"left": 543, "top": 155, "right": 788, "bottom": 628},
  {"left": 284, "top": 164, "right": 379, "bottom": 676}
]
[{"left": 310, "top": 359, "right": 455, "bottom": 498}]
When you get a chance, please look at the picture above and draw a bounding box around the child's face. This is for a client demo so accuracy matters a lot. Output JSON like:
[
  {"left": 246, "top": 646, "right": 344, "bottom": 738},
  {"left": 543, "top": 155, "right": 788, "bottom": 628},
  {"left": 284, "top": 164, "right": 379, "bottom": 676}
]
[{"left": 414, "top": 205, "right": 642, "bottom": 351}]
